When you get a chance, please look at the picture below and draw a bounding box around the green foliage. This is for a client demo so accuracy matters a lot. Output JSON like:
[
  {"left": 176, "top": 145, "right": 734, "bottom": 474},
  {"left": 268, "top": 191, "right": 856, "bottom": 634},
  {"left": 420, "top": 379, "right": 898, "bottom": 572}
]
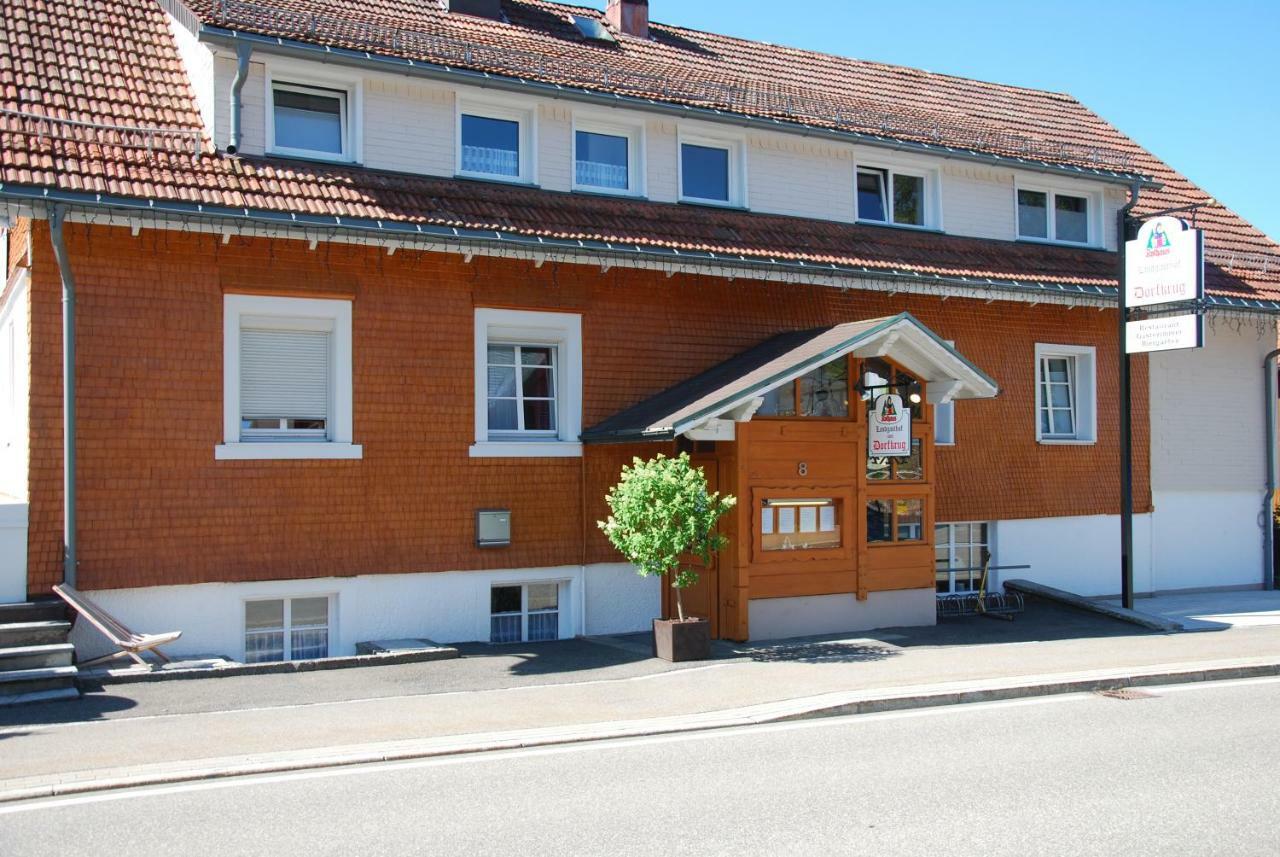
[{"left": 598, "top": 453, "right": 736, "bottom": 618}]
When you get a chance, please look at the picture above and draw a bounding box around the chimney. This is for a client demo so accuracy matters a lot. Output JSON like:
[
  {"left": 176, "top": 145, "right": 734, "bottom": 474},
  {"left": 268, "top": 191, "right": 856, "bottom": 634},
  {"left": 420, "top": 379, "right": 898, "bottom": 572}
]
[
  {"left": 442, "top": 0, "right": 504, "bottom": 20},
  {"left": 606, "top": 0, "right": 649, "bottom": 39}
]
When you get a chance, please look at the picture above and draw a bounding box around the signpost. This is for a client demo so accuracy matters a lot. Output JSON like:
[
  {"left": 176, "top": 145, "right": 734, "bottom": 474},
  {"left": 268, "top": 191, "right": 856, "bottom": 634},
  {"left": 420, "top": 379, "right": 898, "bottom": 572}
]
[{"left": 1118, "top": 211, "right": 1205, "bottom": 608}]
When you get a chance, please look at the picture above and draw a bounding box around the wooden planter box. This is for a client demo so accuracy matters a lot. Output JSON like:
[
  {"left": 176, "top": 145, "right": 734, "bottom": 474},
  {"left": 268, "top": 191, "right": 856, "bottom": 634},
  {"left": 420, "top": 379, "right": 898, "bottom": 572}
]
[{"left": 653, "top": 617, "right": 711, "bottom": 662}]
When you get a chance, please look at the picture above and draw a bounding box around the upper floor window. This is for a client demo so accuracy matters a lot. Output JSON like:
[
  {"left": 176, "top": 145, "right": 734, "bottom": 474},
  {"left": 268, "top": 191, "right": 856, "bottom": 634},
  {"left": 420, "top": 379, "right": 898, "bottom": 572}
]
[
  {"left": 1034, "top": 343, "right": 1096, "bottom": 444},
  {"left": 217, "top": 295, "right": 361, "bottom": 461},
  {"left": 1017, "top": 188, "right": 1091, "bottom": 244},
  {"left": 574, "top": 117, "right": 643, "bottom": 196},
  {"left": 472, "top": 308, "right": 583, "bottom": 458},
  {"left": 269, "top": 82, "right": 352, "bottom": 161},
  {"left": 458, "top": 101, "right": 534, "bottom": 183},
  {"left": 757, "top": 355, "right": 849, "bottom": 418},
  {"left": 857, "top": 167, "right": 926, "bottom": 227},
  {"left": 679, "top": 132, "right": 743, "bottom": 206}
]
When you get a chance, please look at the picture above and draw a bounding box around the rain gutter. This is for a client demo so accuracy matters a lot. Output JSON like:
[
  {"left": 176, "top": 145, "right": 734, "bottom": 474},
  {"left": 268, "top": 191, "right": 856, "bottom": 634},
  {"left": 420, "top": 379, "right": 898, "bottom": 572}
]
[
  {"left": 198, "top": 26, "right": 1161, "bottom": 191},
  {"left": 1265, "top": 347, "right": 1280, "bottom": 590},
  {"left": 46, "top": 205, "right": 77, "bottom": 588}
]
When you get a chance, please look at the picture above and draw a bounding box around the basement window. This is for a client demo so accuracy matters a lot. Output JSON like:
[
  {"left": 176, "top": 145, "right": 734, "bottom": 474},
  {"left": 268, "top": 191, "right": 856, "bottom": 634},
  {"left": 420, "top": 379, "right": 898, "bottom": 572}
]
[
  {"left": 244, "top": 596, "right": 332, "bottom": 663},
  {"left": 490, "top": 583, "right": 561, "bottom": 643}
]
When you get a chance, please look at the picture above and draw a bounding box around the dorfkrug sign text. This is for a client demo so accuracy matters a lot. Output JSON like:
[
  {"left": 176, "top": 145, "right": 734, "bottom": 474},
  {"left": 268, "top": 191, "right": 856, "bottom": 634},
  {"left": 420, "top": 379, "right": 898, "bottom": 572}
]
[
  {"left": 1124, "top": 216, "right": 1204, "bottom": 308},
  {"left": 868, "top": 394, "right": 911, "bottom": 458}
]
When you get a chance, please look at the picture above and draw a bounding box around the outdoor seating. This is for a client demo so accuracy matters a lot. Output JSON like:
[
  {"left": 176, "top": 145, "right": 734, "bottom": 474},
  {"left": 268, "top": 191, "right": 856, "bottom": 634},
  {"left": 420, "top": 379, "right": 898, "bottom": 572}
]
[{"left": 52, "top": 584, "right": 181, "bottom": 668}]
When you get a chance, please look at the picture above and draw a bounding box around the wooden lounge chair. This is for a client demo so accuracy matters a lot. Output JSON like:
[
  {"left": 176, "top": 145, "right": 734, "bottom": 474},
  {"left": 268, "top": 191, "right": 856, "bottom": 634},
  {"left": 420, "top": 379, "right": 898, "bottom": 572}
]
[{"left": 53, "top": 584, "right": 182, "bottom": 668}]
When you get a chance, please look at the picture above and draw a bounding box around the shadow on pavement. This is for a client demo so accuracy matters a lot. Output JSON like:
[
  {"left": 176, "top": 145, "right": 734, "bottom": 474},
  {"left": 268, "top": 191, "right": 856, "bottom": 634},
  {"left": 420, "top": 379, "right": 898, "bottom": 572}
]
[
  {"left": 882, "top": 597, "right": 1158, "bottom": 648},
  {"left": 0, "top": 689, "right": 138, "bottom": 730}
]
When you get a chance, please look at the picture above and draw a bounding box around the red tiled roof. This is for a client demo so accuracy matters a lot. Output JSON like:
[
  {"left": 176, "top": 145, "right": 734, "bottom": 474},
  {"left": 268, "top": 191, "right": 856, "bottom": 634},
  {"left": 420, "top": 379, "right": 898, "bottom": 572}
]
[{"left": 2, "top": 0, "right": 1278, "bottom": 302}]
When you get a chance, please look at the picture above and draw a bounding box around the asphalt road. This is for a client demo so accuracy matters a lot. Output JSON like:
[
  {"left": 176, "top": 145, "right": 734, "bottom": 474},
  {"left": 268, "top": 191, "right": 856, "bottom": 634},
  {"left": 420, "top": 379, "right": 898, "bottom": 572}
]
[{"left": 3, "top": 677, "right": 1277, "bottom": 856}]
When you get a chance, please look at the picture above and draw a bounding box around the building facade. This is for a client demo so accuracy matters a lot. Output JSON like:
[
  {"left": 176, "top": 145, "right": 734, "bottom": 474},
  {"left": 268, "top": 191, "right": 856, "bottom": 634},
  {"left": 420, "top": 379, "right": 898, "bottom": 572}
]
[{"left": 0, "top": 0, "right": 1277, "bottom": 659}]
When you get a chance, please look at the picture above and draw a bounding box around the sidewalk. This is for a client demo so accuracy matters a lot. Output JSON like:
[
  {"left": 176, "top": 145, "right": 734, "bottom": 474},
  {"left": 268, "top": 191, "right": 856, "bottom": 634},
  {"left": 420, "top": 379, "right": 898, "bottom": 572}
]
[{"left": 1, "top": 603, "right": 1278, "bottom": 801}]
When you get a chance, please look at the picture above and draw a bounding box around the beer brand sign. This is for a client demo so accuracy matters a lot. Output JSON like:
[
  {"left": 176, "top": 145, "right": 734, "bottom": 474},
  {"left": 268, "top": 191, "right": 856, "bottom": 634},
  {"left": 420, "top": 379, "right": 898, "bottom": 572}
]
[
  {"left": 869, "top": 394, "right": 911, "bottom": 458},
  {"left": 1124, "top": 216, "right": 1204, "bottom": 309}
]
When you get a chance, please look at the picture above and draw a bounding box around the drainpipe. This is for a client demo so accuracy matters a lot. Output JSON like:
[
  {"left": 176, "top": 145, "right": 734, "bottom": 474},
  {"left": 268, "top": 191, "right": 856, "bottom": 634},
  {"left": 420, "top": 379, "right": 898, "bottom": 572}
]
[
  {"left": 47, "top": 205, "right": 77, "bottom": 588},
  {"left": 1264, "top": 348, "right": 1280, "bottom": 590},
  {"left": 226, "top": 43, "right": 253, "bottom": 155}
]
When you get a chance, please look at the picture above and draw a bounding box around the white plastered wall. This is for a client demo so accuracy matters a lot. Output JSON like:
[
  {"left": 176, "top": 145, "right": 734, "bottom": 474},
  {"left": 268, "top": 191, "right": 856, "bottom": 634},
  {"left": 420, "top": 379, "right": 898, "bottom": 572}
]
[
  {"left": 1145, "top": 320, "right": 1273, "bottom": 591},
  {"left": 0, "top": 270, "right": 29, "bottom": 603},
  {"left": 748, "top": 589, "right": 936, "bottom": 641},
  {"left": 69, "top": 563, "right": 661, "bottom": 662}
]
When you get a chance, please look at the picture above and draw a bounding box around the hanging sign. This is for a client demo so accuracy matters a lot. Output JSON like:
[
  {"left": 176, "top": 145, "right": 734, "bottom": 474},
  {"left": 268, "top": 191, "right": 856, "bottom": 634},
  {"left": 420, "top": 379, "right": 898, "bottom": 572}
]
[
  {"left": 1125, "top": 313, "right": 1204, "bottom": 354},
  {"left": 1124, "top": 216, "right": 1204, "bottom": 308},
  {"left": 869, "top": 393, "right": 911, "bottom": 458}
]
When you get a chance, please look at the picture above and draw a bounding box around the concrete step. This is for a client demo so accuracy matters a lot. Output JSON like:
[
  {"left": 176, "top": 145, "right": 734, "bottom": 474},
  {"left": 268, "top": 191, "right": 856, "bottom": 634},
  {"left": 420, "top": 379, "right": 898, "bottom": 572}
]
[
  {"left": 0, "top": 643, "right": 75, "bottom": 671},
  {"left": 0, "top": 665, "right": 78, "bottom": 696},
  {"left": 0, "top": 686, "right": 81, "bottom": 708},
  {"left": 0, "top": 600, "right": 68, "bottom": 624},
  {"left": 0, "top": 620, "right": 72, "bottom": 648}
]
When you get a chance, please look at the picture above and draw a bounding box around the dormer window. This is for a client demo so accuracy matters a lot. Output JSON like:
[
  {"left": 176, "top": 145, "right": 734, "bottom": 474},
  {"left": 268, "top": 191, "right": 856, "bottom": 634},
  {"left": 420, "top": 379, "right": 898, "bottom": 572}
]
[
  {"left": 573, "top": 116, "right": 643, "bottom": 196},
  {"left": 269, "top": 82, "right": 351, "bottom": 161},
  {"left": 458, "top": 100, "right": 534, "bottom": 183},
  {"left": 679, "top": 131, "right": 744, "bottom": 207},
  {"left": 857, "top": 167, "right": 926, "bottom": 227},
  {"left": 1016, "top": 186, "right": 1094, "bottom": 245}
]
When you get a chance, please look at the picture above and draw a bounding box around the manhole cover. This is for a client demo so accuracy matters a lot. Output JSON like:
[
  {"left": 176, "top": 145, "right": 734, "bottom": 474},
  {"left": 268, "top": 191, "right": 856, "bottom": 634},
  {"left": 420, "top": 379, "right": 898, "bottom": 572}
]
[{"left": 1095, "top": 687, "right": 1159, "bottom": 700}]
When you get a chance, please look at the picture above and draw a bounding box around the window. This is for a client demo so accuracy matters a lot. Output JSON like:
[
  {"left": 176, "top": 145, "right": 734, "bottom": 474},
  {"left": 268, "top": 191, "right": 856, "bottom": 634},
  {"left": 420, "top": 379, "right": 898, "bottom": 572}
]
[
  {"left": 867, "top": 439, "right": 924, "bottom": 482},
  {"left": 266, "top": 75, "right": 358, "bottom": 162},
  {"left": 1034, "top": 343, "right": 1097, "bottom": 443},
  {"left": 244, "top": 596, "right": 331, "bottom": 663},
  {"left": 860, "top": 357, "right": 924, "bottom": 422},
  {"left": 573, "top": 118, "right": 642, "bottom": 195},
  {"left": 1017, "top": 187, "right": 1093, "bottom": 244},
  {"left": 934, "top": 401, "right": 955, "bottom": 445},
  {"left": 218, "top": 295, "right": 360, "bottom": 460},
  {"left": 867, "top": 498, "right": 925, "bottom": 543},
  {"left": 760, "top": 498, "right": 842, "bottom": 552},
  {"left": 487, "top": 344, "right": 558, "bottom": 436},
  {"left": 679, "top": 133, "right": 743, "bottom": 206},
  {"left": 935, "top": 523, "right": 990, "bottom": 594},
  {"left": 857, "top": 167, "right": 927, "bottom": 227},
  {"left": 490, "top": 583, "right": 561, "bottom": 643},
  {"left": 458, "top": 101, "right": 533, "bottom": 183},
  {"left": 757, "top": 355, "right": 849, "bottom": 418},
  {"left": 473, "top": 309, "right": 582, "bottom": 458}
]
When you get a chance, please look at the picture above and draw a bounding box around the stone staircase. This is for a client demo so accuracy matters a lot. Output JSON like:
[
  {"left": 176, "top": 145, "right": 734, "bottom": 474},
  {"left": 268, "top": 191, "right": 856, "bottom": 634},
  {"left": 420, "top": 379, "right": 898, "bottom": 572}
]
[{"left": 0, "top": 600, "right": 80, "bottom": 706}]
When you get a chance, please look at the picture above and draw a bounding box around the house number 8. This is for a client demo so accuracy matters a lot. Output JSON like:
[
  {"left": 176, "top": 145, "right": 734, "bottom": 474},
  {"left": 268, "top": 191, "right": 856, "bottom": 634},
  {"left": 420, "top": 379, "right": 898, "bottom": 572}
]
[{"left": 798, "top": 462, "right": 808, "bottom": 476}]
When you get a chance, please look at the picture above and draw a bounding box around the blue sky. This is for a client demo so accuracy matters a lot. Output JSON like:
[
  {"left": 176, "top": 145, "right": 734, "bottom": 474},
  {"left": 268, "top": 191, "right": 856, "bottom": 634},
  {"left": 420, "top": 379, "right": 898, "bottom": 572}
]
[{"left": 602, "top": 1, "right": 1279, "bottom": 241}]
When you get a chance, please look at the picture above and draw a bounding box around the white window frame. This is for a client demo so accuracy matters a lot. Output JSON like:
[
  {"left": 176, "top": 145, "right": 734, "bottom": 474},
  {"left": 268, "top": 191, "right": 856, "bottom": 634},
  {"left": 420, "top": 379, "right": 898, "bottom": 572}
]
[
  {"left": 264, "top": 62, "right": 362, "bottom": 164},
  {"left": 488, "top": 581, "right": 565, "bottom": 644},
  {"left": 935, "top": 522, "right": 992, "bottom": 595},
  {"left": 571, "top": 113, "right": 646, "bottom": 197},
  {"left": 472, "top": 308, "right": 582, "bottom": 458},
  {"left": 854, "top": 161, "right": 938, "bottom": 229},
  {"left": 456, "top": 96, "right": 537, "bottom": 184},
  {"left": 218, "top": 294, "right": 361, "bottom": 461},
  {"left": 1014, "top": 181, "right": 1101, "bottom": 246},
  {"left": 1034, "top": 343, "right": 1097, "bottom": 444},
  {"left": 242, "top": 594, "right": 335, "bottom": 663},
  {"left": 677, "top": 128, "right": 746, "bottom": 208}
]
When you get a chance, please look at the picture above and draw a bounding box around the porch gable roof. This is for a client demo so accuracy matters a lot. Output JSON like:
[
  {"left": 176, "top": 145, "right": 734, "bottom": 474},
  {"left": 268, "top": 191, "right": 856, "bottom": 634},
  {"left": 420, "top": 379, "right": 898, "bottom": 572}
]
[{"left": 581, "top": 312, "right": 999, "bottom": 444}]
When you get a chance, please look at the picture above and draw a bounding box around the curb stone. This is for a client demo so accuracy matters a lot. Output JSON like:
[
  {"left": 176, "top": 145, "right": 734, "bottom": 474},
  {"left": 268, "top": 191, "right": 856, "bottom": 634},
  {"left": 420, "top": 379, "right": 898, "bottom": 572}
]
[{"left": 2, "top": 657, "right": 1277, "bottom": 804}]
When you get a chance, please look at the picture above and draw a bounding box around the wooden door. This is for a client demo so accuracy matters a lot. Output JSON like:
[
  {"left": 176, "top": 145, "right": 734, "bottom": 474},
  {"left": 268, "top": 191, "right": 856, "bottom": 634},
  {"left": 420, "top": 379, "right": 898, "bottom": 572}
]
[{"left": 662, "top": 457, "right": 720, "bottom": 638}]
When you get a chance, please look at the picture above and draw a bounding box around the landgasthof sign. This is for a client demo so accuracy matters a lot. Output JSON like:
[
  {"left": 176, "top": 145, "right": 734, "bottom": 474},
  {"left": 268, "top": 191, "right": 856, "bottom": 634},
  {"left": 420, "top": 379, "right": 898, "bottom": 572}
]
[
  {"left": 869, "top": 393, "right": 911, "bottom": 457},
  {"left": 1124, "top": 216, "right": 1204, "bottom": 308},
  {"left": 1125, "top": 313, "right": 1204, "bottom": 354}
]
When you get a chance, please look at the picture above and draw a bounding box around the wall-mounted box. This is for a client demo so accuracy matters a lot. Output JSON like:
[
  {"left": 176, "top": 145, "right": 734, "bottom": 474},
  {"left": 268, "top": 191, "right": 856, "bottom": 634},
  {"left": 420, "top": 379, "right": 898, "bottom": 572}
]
[{"left": 476, "top": 509, "right": 511, "bottom": 548}]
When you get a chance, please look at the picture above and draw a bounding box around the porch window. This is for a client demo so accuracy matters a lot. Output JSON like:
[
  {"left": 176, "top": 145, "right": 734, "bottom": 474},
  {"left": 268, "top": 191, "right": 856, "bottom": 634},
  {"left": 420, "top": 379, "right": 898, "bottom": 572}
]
[
  {"left": 867, "top": 498, "right": 925, "bottom": 543},
  {"left": 935, "top": 523, "right": 990, "bottom": 594},
  {"left": 867, "top": 439, "right": 924, "bottom": 481},
  {"left": 860, "top": 358, "right": 924, "bottom": 421},
  {"left": 490, "top": 583, "right": 560, "bottom": 643},
  {"left": 757, "top": 356, "right": 849, "bottom": 418},
  {"left": 760, "top": 498, "right": 842, "bottom": 552}
]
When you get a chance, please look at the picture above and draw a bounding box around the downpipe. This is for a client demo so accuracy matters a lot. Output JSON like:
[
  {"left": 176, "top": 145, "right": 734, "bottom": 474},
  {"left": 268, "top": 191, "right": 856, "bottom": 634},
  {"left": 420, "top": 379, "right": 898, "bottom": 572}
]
[
  {"left": 1264, "top": 348, "right": 1280, "bottom": 590},
  {"left": 47, "top": 205, "right": 77, "bottom": 588},
  {"left": 226, "top": 43, "right": 253, "bottom": 154}
]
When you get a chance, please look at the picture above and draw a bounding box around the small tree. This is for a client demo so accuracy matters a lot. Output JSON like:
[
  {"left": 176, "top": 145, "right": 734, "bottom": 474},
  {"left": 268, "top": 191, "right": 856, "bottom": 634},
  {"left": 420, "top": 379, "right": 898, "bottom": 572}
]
[{"left": 598, "top": 452, "right": 737, "bottom": 621}]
